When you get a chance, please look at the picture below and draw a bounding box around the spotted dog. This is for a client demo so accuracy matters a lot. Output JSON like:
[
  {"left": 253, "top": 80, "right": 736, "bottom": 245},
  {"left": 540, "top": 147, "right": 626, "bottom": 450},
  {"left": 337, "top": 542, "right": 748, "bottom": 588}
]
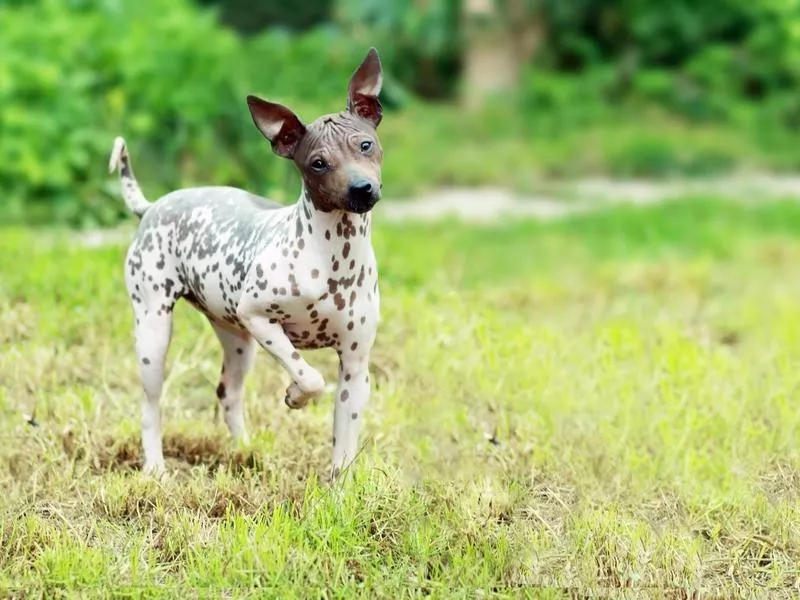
[{"left": 109, "top": 48, "right": 385, "bottom": 479}]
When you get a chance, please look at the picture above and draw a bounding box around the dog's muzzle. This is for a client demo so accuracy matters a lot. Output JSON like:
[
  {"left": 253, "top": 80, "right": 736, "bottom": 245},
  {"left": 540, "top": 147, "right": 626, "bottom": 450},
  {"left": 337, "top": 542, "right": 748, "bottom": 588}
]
[{"left": 346, "top": 179, "right": 380, "bottom": 214}]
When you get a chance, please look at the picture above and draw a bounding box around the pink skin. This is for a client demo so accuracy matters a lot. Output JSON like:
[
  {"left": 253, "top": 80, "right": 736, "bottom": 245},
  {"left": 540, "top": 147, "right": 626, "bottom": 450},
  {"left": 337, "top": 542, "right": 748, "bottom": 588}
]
[{"left": 112, "top": 48, "right": 385, "bottom": 481}]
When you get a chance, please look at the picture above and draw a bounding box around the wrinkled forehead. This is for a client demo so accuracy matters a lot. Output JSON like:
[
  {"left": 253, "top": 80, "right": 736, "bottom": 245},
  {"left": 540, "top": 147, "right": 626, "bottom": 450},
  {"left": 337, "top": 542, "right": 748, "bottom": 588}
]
[{"left": 295, "top": 112, "right": 376, "bottom": 160}]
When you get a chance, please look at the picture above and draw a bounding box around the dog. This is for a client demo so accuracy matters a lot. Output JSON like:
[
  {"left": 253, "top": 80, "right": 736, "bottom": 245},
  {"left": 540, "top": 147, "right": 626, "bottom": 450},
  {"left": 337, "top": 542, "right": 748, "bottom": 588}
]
[{"left": 108, "top": 48, "right": 385, "bottom": 479}]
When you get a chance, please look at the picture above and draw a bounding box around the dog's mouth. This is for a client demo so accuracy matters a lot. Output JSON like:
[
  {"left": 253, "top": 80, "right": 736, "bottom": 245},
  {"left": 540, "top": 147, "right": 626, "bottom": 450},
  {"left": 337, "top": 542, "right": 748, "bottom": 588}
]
[{"left": 345, "top": 195, "right": 380, "bottom": 214}]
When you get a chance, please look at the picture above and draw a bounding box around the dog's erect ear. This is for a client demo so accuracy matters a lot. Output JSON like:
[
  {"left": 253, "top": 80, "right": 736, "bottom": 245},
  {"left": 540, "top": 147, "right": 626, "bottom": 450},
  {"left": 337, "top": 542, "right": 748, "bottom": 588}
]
[
  {"left": 347, "top": 48, "right": 383, "bottom": 127},
  {"left": 247, "top": 95, "right": 307, "bottom": 159}
]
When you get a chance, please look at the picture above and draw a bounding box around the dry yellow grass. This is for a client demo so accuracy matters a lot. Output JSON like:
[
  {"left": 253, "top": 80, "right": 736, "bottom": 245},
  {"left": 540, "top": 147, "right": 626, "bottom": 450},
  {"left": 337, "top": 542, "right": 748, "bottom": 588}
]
[{"left": 2, "top": 198, "right": 800, "bottom": 597}]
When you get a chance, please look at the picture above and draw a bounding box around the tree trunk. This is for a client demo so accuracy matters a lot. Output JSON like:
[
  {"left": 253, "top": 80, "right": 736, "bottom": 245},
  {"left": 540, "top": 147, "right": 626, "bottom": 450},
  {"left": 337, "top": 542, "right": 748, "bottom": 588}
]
[{"left": 461, "top": 0, "right": 544, "bottom": 109}]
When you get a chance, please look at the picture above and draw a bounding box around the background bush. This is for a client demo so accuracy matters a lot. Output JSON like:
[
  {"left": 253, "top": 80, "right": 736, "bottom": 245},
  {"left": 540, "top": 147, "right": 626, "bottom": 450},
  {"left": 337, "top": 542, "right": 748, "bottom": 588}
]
[
  {"left": 0, "top": 0, "right": 369, "bottom": 226},
  {"left": 2, "top": 0, "right": 800, "bottom": 227},
  {"left": 197, "top": 0, "right": 333, "bottom": 34}
]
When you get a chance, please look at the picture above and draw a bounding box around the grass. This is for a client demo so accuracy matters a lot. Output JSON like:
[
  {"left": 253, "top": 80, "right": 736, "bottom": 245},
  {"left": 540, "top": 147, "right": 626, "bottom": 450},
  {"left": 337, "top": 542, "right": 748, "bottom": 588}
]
[
  {"left": 2, "top": 197, "right": 800, "bottom": 597},
  {"left": 13, "top": 96, "right": 800, "bottom": 228},
  {"left": 368, "top": 99, "right": 800, "bottom": 200}
]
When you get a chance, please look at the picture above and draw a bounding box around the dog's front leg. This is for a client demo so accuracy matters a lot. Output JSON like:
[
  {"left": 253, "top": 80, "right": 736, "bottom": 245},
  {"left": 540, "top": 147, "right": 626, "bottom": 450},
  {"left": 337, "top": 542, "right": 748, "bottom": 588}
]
[
  {"left": 331, "top": 350, "right": 371, "bottom": 480},
  {"left": 237, "top": 302, "right": 326, "bottom": 408}
]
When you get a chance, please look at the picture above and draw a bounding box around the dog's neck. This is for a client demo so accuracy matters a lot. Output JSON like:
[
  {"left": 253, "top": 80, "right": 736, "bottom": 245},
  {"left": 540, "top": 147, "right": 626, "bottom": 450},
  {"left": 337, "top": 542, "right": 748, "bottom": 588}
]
[{"left": 293, "top": 188, "right": 373, "bottom": 256}]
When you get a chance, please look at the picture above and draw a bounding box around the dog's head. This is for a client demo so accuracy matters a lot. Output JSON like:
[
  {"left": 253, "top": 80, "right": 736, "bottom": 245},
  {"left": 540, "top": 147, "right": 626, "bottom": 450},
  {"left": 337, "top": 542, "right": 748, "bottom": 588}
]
[{"left": 247, "top": 48, "right": 384, "bottom": 214}]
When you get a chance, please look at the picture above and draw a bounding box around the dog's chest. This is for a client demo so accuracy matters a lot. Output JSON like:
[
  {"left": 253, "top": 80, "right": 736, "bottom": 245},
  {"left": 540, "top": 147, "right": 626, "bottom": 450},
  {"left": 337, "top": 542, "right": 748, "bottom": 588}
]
[{"left": 280, "top": 261, "right": 379, "bottom": 350}]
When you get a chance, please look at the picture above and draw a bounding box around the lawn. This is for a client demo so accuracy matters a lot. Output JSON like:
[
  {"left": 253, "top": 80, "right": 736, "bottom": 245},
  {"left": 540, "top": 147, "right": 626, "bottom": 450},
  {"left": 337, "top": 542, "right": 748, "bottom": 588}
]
[{"left": 2, "top": 197, "right": 800, "bottom": 597}]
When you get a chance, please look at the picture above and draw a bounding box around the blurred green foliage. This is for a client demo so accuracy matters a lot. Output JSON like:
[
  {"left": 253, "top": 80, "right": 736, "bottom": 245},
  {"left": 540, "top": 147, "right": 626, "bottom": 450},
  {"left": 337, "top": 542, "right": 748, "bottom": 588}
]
[
  {"left": 515, "top": 0, "right": 800, "bottom": 124},
  {"left": 337, "top": 0, "right": 462, "bottom": 99},
  {"left": 2, "top": 0, "right": 800, "bottom": 227},
  {"left": 197, "top": 0, "right": 333, "bottom": 34},
  {"left": 0, "top": 0, "right": 366, "bottom": 227}
]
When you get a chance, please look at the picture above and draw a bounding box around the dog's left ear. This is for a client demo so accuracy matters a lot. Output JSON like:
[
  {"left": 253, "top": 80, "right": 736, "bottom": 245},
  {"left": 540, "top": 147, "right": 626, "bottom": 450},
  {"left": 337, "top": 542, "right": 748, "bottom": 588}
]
[
  {"left": 247, "top": 95, "right": 307, "bottom": 159},
  {"left": 347, "top": 47, "right": 383, "bottom": 127}
]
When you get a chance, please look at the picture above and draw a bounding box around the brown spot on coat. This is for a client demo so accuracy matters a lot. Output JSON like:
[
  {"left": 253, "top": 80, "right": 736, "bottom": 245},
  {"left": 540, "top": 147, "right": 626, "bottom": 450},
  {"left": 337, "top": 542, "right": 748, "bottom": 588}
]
[
  {"left": 288, "top": 274, "right": 301, "bottom": 296},
  {"left": 334, "top": 294, "right": 346, "bottom": 310}
]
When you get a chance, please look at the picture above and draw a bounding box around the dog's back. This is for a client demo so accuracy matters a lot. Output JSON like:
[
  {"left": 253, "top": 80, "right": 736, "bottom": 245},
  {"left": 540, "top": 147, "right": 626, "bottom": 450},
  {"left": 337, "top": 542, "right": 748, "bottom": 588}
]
[{"left": 125, "top": 186, "right": 290, "bottom": 330}]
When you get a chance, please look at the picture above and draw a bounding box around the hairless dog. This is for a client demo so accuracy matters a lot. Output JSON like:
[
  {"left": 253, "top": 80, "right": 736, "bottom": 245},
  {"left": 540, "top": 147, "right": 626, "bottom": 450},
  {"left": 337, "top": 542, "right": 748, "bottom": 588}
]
[{"left": 108, "top": 48, "right": 385, "bottom": 480}]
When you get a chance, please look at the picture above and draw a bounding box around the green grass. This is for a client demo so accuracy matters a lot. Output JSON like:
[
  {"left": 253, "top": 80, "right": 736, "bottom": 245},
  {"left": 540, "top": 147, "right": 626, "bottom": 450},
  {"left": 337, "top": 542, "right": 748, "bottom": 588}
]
[
  {"left": 373, "top": 102, "right": 800, "bottom": 199},
  {"left": 3, "top": 197, "right": 800, "bottom": 597}
]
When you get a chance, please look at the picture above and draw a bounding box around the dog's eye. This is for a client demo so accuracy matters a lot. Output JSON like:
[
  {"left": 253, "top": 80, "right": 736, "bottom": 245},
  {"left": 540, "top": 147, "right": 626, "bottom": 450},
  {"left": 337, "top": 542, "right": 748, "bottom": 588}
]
[
  {"left": 360, "top": 140, "right": 373, "bottom": 153},
  {"left": 310, "top": 158, "right": 328, "bottom": 172}
]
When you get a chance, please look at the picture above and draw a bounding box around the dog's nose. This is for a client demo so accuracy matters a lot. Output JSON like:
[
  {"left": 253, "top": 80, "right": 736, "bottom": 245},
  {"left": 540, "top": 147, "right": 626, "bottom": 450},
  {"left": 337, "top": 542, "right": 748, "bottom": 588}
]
[
  {"left": 350, "top": 181, "right": 373, "bottom": 196},
  {"left": 347, "top": 179, "right": 379, "bottom": 213}
]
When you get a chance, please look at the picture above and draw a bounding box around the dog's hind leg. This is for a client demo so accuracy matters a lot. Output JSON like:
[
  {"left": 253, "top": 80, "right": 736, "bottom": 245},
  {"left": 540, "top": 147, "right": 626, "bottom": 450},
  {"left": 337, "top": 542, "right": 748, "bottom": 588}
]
[
  {"left": 331, "top": 349, "right": 372, "bottom": 480},
  {"left": 209, "top": 321, "right": 256, "bottom": 443},
  {"left": 133, "top": 308, "right": 173, "bottom": 476}
]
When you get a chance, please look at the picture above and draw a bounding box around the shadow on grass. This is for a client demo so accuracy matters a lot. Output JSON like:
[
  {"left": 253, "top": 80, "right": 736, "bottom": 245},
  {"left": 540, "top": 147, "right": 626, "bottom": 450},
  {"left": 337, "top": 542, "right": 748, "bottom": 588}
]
[{"left": 85, "top": 431, "right": 269, "bottom": 476}]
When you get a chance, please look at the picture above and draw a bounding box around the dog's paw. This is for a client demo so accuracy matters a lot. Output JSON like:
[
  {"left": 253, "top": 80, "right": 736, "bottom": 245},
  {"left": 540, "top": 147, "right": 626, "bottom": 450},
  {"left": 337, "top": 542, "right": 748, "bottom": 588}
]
[
  {"left": 232, "top": 430, "right": 251, "bottom": 447},
  {"left": 142, "top": 460, "right": 168, "bottom": 479},
  {"left": 284, "top": 382, "right": 313, "bottom": 409},
  {"left": 284, "top": 367, "right": 325, "bottom": 409}
]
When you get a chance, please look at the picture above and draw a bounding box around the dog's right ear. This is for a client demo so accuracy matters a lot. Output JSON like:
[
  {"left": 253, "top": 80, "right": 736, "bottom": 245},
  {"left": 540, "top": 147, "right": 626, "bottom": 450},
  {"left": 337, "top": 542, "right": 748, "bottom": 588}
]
[
  {"left": 347, "top": 48, "right": 383, "bottom": 127},
  {"left": 247, "top": 95, "right": 307, "bottom": 159}
]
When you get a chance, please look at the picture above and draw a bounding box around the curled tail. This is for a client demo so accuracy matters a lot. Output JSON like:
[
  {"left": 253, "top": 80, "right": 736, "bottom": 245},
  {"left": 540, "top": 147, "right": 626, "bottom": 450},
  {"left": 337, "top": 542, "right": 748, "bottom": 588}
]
[{"left": 108, "top": 136, "right": 151, "bottom": 219}]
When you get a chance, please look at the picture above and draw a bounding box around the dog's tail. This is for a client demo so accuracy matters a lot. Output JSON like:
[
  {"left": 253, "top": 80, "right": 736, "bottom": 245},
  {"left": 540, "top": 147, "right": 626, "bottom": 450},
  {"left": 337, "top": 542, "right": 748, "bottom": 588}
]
[{"left": 108, "top": 136, "right": 151, "bottom": 219}]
